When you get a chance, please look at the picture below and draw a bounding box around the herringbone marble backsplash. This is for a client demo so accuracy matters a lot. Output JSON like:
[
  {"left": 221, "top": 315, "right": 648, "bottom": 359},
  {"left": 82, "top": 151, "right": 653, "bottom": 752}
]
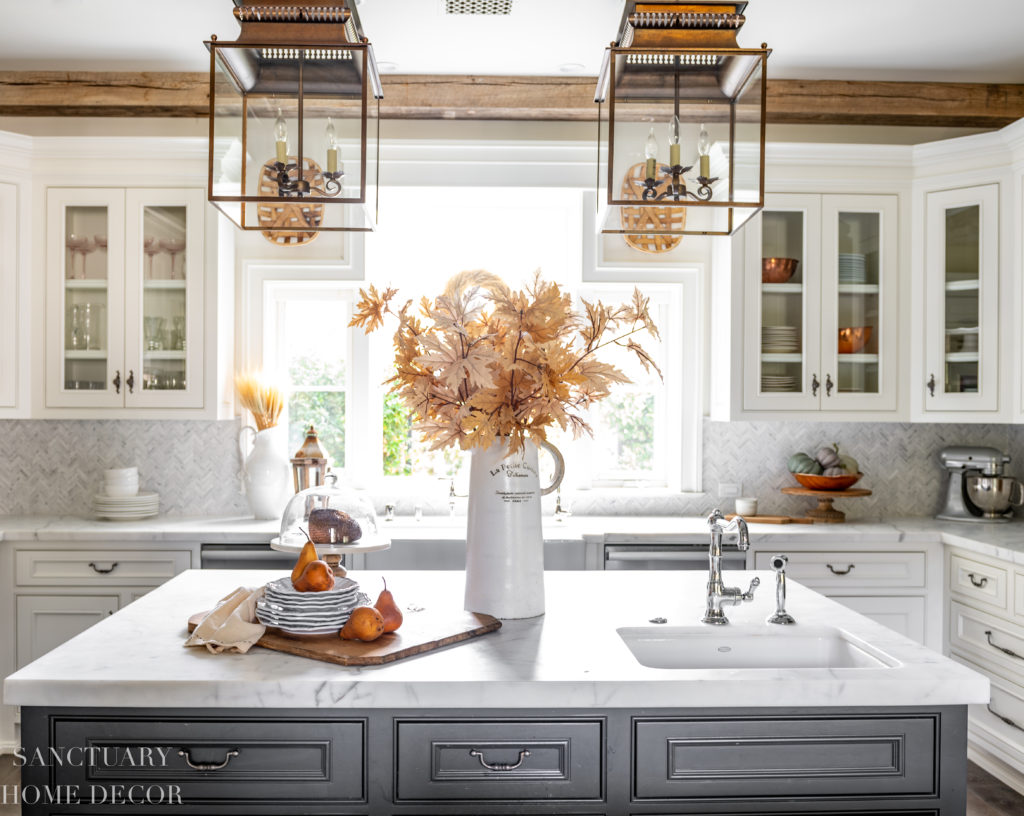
[{"left": 0, "top": 418, "right": 1019, "bottom": 519}]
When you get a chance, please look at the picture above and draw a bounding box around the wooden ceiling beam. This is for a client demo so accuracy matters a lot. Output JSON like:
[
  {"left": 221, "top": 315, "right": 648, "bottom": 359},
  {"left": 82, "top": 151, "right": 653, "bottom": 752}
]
[{"left": 1, "top": 71, "right": 1022, "bottom": 128}]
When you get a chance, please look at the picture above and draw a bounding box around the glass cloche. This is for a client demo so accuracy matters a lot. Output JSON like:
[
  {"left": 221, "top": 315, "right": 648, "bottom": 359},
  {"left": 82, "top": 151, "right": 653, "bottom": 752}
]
[{"left": 278, "top": 471, "right": 381, "bottom": 549}]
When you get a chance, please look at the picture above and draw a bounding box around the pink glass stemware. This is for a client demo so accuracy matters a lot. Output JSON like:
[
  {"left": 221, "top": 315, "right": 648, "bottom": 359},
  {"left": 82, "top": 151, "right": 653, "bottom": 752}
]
[
  {"left": 159, "top": 238, "right": 186, "bottom": 280},
  {"left": 143, "top": 236, "right": 160, "bottom": 280}
]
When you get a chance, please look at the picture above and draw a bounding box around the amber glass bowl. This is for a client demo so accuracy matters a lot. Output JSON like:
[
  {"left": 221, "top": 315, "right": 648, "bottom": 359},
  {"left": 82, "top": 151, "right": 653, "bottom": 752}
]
[
  {"left": 762, "top": 257, "right": 798, "bottom": 283},
  {"left": 838, "top": 326, "right": 872, "bottom": 354},
  {"left": 793, "top": 472, "right": 863, "bottom": 491}
]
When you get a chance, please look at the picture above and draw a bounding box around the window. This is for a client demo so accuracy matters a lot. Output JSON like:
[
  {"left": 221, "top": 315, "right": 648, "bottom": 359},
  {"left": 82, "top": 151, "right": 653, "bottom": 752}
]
[{"left": 245, "top": 183, "right": 702, "bottom": 495}]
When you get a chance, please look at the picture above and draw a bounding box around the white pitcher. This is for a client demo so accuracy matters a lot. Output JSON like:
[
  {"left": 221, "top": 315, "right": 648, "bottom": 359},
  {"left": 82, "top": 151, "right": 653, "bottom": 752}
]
[
  {"left": 238, "top": 424, "right": 292, "bottom": 520},
  {"left": 464, "top": 439, "right": 564, "bottom": 619}
]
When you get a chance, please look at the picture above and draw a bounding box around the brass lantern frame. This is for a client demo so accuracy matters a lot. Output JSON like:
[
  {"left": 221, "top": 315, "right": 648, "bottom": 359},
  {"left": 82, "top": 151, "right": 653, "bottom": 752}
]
[
  {"left": 595, "top": 1, "right": 770, "bottom": 238},
  {"left": 205, "top": 1, "right": 383, "bottom": 234}
]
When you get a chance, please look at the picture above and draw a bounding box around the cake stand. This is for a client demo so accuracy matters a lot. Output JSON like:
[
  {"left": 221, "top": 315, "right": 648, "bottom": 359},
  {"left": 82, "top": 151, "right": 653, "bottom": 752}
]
[
  {"left": 270, "top": 533, "right": 390, "bottom": 577},
  {"left": 780, "top": 487, "right": 872, "bottom": 523}
]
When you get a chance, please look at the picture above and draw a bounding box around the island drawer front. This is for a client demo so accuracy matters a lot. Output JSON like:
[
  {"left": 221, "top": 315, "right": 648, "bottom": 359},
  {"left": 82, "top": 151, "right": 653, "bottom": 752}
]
[
  {"left": 395, "top": 719, "right": 603, "bottom": 801},
  {"left": 16, "top": 549, "right": 191, "bottom": 586},
  {"left": 633, "top": 716, "right": 936, "bottom": 799},
  {"left": 949, "top": 601, "right": 1024, "bottom": 681},
  {"left": 51, "top": 718, "right": 365, "bottom": 802},
  {"left": 949, "top": 551, "right": 1009, "bottom": 611},
  {"left": 752, "top": 550, "right": 925, "bottom": 589}
]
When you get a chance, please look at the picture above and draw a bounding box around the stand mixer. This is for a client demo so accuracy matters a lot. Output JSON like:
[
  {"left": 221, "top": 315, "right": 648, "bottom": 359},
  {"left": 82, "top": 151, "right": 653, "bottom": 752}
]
[{"left": 936, "top": 445, "right": 1022, "bottom": 523}]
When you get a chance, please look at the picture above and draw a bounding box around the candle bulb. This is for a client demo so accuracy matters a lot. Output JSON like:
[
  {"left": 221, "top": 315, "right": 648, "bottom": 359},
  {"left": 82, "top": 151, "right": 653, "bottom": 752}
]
[
  {"left": 644, "top": 127, "right": 659, "bottom": 180},
  {"left": 697, "top": 122, "right": 711, "bottom": 179},
  {"left": 669, "top": 115, "right": 681, "bottom": 168},
  {"left": 274, "top": 108, "right": 288, "bottom": 165},
  {"left": 325, "top": 117, "right": 339, "bottom": 174}
]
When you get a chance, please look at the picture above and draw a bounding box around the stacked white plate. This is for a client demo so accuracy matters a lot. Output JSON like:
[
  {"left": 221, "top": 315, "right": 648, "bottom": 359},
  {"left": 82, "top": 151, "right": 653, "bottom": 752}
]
[
  {"left": 761, "top": 325, "right": 799, "bottom": 353},
  {"left": 761, "top": 375, "right": 797, "bottom": 392},
  {"left": 93, "top": 491, "right": 160, "bottom": 520},
  {"left": 256, "top": 576, "right": 370, "bottom": 636},
  {"left": 838, "top": 253, "right": 867, "bottom": 284}
]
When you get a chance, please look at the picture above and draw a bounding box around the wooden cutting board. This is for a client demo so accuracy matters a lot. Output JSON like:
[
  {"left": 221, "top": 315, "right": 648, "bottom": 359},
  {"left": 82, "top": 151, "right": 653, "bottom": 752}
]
[
  {"left": 187, "top": 606, "right": 501, "bottom": 666},
  {"left": 724, "top": 514, "right": 814, "bottom": 524}
]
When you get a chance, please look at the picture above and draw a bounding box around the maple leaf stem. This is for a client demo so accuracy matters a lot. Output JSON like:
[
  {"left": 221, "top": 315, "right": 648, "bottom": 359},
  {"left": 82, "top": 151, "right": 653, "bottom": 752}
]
[{"left": 568, "top": 324, "right": 648, "bottom": 371}]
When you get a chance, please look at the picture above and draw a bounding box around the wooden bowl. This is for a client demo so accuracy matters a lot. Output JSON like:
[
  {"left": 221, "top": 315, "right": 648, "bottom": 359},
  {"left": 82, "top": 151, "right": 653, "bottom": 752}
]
[
  {"left": 793, "top": 472, "right": 863, "bottom": 491},
  {"left": 838, "top": 326, "right": 872, "bottom": 354},
  {"left": 762, "top": 257, "right": 798, "bottom": 283}
]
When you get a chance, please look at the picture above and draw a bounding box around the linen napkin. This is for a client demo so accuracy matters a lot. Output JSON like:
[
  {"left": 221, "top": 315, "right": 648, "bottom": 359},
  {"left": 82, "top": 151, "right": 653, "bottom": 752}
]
[{"left": 184, "top": 586, "right": 266, "bottom": 654}]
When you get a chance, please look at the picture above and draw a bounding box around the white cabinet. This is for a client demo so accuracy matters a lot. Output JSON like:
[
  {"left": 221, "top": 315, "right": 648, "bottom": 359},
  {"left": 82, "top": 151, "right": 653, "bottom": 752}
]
[
  {"left": 945, "top": 546, "right": 1024, "bottom": 793},
  {"left": 45, "top": 187, "right": 205, "bottom": 411},
  {"left": 0, "top": 182, "right": 18, "bottom": 409},
  {"left": 921, "top": 184, "right": 1000, "bottom": 413},
  {"left": 15, "top": 594, "right": 118, "bottom": 669},
  {"left": 739, "top": 193, "right": 899, "bottom": 415},
  {"left": 751, "top": 543, "right": 937, "bottom": 648}
]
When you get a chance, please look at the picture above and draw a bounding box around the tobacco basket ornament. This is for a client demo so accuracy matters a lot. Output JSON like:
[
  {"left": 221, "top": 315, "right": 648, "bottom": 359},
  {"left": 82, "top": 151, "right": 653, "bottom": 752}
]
[{"left": 620, "top": 162, "right": 686, "bottom": 254}]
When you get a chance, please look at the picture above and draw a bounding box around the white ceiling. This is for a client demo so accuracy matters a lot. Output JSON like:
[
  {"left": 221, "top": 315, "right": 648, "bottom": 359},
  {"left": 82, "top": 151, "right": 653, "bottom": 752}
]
[{"left": 0, "top": 0, "right": 1022, "bottom": 83}]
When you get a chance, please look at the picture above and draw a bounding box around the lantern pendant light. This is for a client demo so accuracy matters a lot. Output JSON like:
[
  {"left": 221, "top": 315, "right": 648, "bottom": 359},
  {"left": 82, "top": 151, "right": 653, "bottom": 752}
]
[
  {"left": 206, "top": 1, "right": 384, "bottom": 236},
  {"left": 595, "top": 1, "right": 770, "bottom": 238}
]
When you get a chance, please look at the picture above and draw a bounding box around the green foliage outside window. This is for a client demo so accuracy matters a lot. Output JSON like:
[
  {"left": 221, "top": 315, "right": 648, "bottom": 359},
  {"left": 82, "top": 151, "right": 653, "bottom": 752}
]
[
  {"left": 603, "top": 391, "right": 655, "bottom": 471},
  {"left": 287, "top": 355, "right": 346, "bottom": 468},
  {"left": 382, "top": 392, "right": 413, "bottom": 475}
]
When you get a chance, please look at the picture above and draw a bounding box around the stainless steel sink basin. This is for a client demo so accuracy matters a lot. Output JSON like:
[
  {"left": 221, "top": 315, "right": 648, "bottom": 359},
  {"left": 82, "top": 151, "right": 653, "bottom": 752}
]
[{"left": 617, "top": 625, "right": 898, "bottom": 670}]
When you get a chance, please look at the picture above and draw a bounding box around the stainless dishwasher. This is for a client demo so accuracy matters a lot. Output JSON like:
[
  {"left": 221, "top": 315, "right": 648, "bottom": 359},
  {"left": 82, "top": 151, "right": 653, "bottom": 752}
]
[
  {"left": 603, "top": 543, "right": 746, "bottom": 571},
  {"left": 200, "top": 543, "right": 295, "bottom": 570}
]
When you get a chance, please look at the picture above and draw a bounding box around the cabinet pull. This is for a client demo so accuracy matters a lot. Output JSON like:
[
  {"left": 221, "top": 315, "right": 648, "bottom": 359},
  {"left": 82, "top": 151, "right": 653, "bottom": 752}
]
[
  {"left": 112, "top": 370, "right": 121, "bottom": 394},
  {"left": 825, "top": 373, "right": 834, "bottom": 397},
  {"left": 966, "top": 572, "right": 989, "bottom": 588},
  {"left": 826, "top": 563, "right": 855, "bottom": 575},
  {"left": 984, "top": 630, "right": 1024, "bottom": 661},
  {"left": 987, "top": 704, "right": 1024, "bottom": 733},
  {"left": 927, "top": 374, "right": 935, "bottom": 397},
  {"left": 127, "top": 369, "right": 135, "bottom": 394},
  {"left": 178, "top": 749, "right": 239, "bottom": 771},
  {"left": 468, "top": 748, "right": 530, "bottom": 771},
  {"left": 88, "top": 562, "right": 118, "bottom": 575},
  {"left": 811, "top": 374, "right": 820, "bottom": 396}
]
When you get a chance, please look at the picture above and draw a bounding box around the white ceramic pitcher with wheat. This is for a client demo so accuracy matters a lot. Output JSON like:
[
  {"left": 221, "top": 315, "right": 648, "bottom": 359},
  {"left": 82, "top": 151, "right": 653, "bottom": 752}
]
[
  {"left": 238, "top": 424, "right": 291, "bottom": 520},
  {"left": 464, "top": 438, "right": 564, "bottom": 619}
]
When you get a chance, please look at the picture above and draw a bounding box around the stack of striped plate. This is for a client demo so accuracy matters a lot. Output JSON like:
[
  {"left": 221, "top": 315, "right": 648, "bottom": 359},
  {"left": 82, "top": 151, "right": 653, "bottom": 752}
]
[{"left": 256, "top": 576, "right": 369, "bottom": 636}]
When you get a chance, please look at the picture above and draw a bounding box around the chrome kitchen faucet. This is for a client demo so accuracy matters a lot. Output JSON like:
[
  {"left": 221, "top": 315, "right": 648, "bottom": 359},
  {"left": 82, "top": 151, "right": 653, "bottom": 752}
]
[{"left": 703, "top": 509, "right": 759, "bottom": 625}]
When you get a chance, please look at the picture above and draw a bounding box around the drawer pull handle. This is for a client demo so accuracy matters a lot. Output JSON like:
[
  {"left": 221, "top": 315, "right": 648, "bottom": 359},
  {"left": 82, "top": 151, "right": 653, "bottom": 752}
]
[
  {"left": 88, "top": 562, "right": 119, "bottom": 575},
  {"left": 966, "top": 572, "right": 989, "bottom": 588},
  {"left": 178, "top": 749, "right": 239, "bottom": 771},
  {"left": 988, "top": 704, "right": 1024, "bottom": 733},
  {"left": 826, "top": 563, "right": 855, "bottom": 576},
  {"left": 469, "top": 748, "right": 530, "bottom": 771},
  {"left": 984, "top": 630, "right": 1024, "bottom": 661}
]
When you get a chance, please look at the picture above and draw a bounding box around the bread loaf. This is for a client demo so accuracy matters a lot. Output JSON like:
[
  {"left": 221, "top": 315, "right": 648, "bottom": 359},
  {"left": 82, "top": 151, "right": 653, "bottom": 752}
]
[{"left": 307, "top": 508, "right": 362, "bottom": 544}]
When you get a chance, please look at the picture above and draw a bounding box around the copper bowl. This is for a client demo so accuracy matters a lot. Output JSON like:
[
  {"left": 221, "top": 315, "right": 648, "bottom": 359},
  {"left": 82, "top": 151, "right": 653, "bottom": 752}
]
[
  {"left": 762, "top": 257, "right": 798, "bottom": 284},
  {"left": 838, "top": 326, "right": 872, "bottom": 354},
  {"left": 793, "top": 472, "right": 863, "bottom": 491}
]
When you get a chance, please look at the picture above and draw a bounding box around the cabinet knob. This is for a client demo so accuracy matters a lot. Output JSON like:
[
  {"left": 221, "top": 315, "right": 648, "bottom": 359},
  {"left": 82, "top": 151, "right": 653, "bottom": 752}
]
[
  {"left": 825, "top": 373, "right": 834, "bottom": 397},
  {"left": 811, "top": 374, "right": 820, "bottom": 396},
  {"left": 927, "top": 374, "right": 935, "bottom": 397},
  {"left": 112, "top": 370, "right": 121, "bottom": 394},
  {"left": 127, "top": 370, "right": 135, "bottom": 394}
]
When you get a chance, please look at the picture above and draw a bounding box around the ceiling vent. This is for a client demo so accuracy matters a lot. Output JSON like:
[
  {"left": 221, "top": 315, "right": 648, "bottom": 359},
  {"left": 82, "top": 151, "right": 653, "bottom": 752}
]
[{"left": 445, "top": 0, "right": 513, "bottom": 15}]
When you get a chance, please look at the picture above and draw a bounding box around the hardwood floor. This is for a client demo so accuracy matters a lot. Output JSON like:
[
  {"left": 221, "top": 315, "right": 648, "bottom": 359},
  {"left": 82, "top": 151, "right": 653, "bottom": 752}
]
[{"left": 0, "top": 753, "right": 1019, "bottom": 813}]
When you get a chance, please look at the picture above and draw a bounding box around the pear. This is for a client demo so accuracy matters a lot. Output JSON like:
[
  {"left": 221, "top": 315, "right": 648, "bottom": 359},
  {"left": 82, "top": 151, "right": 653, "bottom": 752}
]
[
  {"left": 293, "top": 560, "right": 335, "bottom": 592},
  {"left": 290, "top": 539, "right": 318, "bottom": 586},
  {"left": 374, "top": 577, "right": 403, "bottom": 633}
]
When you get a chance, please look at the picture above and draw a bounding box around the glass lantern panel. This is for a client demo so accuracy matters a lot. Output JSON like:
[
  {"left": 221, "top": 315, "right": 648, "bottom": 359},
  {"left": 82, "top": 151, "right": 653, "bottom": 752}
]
[
  {"left": 834, "top": 211, "right": 881, "bottom": 395},
  {"left": 760, "top": 210, "right": 805, "bottom": 395},
  {"left": 63, "top": 205, "right": 109, "bottom": 392},
  {"left": 943, "top": 203, "right": 981, "bottom": 395},
  {"left": 730, "top": 56, "right": 765, "bottom": 232},
  {"left": 141, "top": 205, "right": 188, "bottom": 392}
]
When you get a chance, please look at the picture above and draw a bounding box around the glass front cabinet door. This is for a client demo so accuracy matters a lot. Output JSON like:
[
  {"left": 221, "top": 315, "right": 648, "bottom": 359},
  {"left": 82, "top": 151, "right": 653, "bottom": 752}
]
[
  {"left": 46, "top": 188, "right": 204, "bottom": 410},
  {"left": 744, "top": 193, "right": 898, "bottom": 414},
  {"left": 923, "top": 184, "right": 999, "bottom": 413}
]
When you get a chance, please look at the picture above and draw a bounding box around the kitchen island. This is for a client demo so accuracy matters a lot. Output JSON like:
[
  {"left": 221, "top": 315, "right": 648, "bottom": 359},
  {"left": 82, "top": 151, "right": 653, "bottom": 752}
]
[{"left": 5, "top": 568, "right": 987, "bottom": 815}]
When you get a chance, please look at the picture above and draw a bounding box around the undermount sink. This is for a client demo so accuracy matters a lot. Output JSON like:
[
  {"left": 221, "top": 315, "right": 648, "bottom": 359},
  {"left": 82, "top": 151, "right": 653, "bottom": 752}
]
[{"left": 617, "top": 625, "right": 898, "bottom": 670}]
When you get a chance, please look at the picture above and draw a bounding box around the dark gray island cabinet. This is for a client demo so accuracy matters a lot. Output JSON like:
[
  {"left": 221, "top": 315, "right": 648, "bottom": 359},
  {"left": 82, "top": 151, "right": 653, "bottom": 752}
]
[{"left": 7, "top": 570, "right": 987, "bottom": 815}]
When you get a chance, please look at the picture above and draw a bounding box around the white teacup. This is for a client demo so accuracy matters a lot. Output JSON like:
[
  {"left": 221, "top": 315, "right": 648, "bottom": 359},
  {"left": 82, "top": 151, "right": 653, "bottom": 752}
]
[
  {"left": 104, "top": 483, "right": 139, "bottom": 497},
  {"left": 105, "top": 467, "right": 138, "bottom": 481},
  {"left": 735, "top": 497, "right": 758, "bottom": 517}
]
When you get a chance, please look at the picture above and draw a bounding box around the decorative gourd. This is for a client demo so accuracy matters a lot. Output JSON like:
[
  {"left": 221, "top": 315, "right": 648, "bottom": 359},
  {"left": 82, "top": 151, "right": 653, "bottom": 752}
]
[
  {"left": 823, "top": 466, "right": 846, "bottom": 477},
  {"left": 787, "top": 452, "right": 823, "bottom": 475},
  {"left": 836, "top": 444, "right": 859, "bottom": 475},
  {"left": 815, "top": 446, "right": 841, "bottom": 469}
]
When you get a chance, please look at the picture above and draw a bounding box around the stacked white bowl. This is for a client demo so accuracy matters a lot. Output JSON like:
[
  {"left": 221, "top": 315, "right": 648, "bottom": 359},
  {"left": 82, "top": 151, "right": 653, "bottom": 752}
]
[{"left": 103, "top": 467, "right": 139, "bottom": 497}]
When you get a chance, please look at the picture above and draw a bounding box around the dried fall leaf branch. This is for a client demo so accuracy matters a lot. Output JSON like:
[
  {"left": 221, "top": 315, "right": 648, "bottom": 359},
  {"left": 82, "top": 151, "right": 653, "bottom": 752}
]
[{"left": 350, "top": 271, "right": 661, "bottom": 455}]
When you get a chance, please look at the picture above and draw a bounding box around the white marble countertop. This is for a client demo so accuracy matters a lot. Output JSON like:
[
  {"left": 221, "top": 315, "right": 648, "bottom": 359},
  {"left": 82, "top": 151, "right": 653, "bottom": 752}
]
[
  {"left": 4, "top": 568, "right": 989, "bottom": 711},
  {"left": 1, "top": 514, "right": 1024, "bottom": 563}
]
